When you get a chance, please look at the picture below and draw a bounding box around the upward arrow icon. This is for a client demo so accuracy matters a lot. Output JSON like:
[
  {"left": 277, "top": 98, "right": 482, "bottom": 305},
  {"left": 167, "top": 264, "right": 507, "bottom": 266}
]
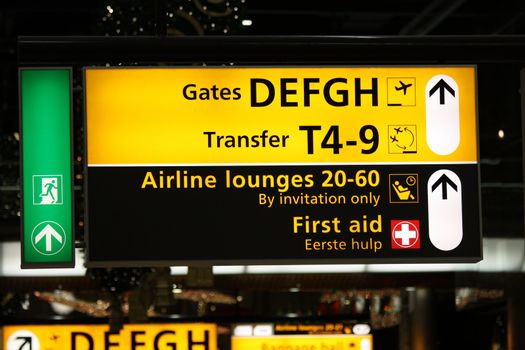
[
  {"left": 35, "top": 224, "right": 63, "bottom": 252},
  {"left": 428, "top": 78, "right": 456, "bottom": 105},
  {"left": 431, "top": 174, "right": 458, "bottom": 200},
  {"left": 427, "top": 169, "right": 463, "bottom": 251}
]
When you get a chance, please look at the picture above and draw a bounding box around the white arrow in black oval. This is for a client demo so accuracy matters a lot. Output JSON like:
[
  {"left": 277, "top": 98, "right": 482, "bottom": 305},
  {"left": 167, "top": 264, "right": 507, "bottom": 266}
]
[
  {"left": 427, "top": 169, "right": 463, "bottom": 251},
  {"left": 426, "top": 74, "right": 460, "bottom": 156}
]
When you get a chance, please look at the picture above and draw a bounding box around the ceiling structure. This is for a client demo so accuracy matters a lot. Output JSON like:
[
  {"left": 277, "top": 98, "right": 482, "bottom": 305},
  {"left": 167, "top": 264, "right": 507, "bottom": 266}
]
[{"left": 244, "top": 0, "right": 525, "bottom": 36}]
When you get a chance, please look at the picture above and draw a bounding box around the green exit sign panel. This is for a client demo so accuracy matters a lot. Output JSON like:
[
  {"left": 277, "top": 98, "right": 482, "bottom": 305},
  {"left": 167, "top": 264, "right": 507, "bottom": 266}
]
[{"left": 20, "top": 68, "right": 74, "bottom": 268}]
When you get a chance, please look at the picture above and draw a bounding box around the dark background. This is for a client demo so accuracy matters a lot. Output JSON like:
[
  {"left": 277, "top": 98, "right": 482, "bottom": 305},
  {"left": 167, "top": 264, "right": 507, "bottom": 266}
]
[{"left": 1, "top": 1, "right": 524, "bottom": 349}]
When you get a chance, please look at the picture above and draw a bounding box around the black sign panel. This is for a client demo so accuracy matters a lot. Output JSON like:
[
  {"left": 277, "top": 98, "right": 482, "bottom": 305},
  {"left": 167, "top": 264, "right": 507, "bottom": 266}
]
[{"left": 86, "top": 164, "right": 480, "bottom": 266}]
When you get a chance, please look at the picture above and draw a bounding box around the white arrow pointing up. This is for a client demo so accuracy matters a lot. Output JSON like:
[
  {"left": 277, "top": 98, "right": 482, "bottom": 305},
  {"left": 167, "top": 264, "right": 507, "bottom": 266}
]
[
  {"left": 35, "top": 224, "right": 63, "bottom": 252},
  {"left": 425, "top": 74, "right": 460, "bottom": 156}
]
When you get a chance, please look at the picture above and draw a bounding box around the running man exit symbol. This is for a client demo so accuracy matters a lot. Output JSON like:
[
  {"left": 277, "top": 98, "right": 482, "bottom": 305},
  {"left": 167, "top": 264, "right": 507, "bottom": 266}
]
[{"left": 32, "top": 175, "right": 63, "bottom": 205}]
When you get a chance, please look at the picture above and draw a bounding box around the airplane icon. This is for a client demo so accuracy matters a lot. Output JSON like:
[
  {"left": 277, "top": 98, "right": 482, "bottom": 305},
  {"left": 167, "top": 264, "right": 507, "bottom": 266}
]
[
  {"left": 395, "top": 81, "right": 413, "bottom": 95},
  {"left": 390, "top": 135, "right": 399, "bottom": 143},
  {"left": 394, "top": 127, "right": 403, "bottom": 134}
]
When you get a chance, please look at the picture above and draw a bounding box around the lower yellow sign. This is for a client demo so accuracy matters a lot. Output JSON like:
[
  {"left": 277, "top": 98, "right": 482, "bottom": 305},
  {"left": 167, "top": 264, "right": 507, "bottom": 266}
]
[
  {"left": 3, "top": 323, "right": 216, "bottom": 350},
  {"left": 232, "top": 334, "right": 373, "bottom": 350}
]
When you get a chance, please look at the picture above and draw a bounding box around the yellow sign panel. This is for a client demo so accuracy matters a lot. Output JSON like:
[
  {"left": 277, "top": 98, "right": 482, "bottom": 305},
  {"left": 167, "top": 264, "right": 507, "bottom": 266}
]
[
  {"left": 85, "top": 66, "right": 477, "bottom": 165},
  {"left": 3, "top": 323, "right": 216, "bottom": 350},
  {"left": 232, "top": 335, "right": 373, "bottom": 350}
]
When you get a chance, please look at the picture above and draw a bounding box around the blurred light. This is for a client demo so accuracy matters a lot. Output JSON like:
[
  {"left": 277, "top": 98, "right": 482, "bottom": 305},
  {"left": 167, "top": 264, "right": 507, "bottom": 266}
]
[
  {"left": 1, "top": 242, "right": 86, "bottom": 277},
  {"left": 166, "top": 314, "right": 182, "bottom": 319},
  {"left": 106, "top": 5, "right": 114, "bottom": 14},
  {"left": 50, "top": 290, "right": 75, "bottom": 315},
  {"left": 21, "top": 295, "right": 30, "bottom": 310},
  {"left": 498, "top": 129, "right": 505, "bottom": 139},
  {"left": 213, "top": 266, "right": 246, "bottom": 274},
  {"left": 253, "top": 324, "right": 273, "bottom": 336},
  {"left": 354, "top": 296, "right": 366, "bottom": 313},
  {"left": 2, "top": 238, "right": 524, "bottom": 277},
  {"left": 169, "top": 266, "right": 188, "bottom": 275},
  {"left": 241, "top": 19, "right": 252, "bottom": 26},
  {"left": 352, "top": 324, "right": 371, "bottom": 335},
  {"left": 361, "top": 338, "right": 372, "bottom": 350},
  {"left": 246, "top": 264, "right": 366, "bottom": 274},
  {"left": 233, "top": 325, "right": 253, "bottom": 337}
]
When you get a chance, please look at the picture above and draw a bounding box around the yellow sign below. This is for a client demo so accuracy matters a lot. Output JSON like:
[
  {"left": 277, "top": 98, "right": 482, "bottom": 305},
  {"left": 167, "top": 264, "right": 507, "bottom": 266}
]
[
  {"left": 3, "top": 323, "right": 217, "bottom": 350},
  {"left": 232, "top": 334, "right": 373, "bottom": 350}
]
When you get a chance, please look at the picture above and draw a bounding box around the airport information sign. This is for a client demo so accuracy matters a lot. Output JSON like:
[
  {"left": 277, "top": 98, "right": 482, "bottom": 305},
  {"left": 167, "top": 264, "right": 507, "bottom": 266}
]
[
  {"left": 19, "top": 68, "right": 74, "bottom": 268},
  {"left": 84, "top": 66, "right": 481, "bottom": 266}
]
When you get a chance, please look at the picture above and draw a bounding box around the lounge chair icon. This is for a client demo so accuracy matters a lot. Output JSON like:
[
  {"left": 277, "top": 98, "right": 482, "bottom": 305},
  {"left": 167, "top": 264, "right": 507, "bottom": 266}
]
[{"left": 393, "top": 181, "right": 415, "bottom": 201}]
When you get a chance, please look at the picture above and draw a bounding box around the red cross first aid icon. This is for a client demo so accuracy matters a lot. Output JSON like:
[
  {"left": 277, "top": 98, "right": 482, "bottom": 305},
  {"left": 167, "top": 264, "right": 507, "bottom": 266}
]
[{"left": 391, "top": 220, "right": 420, "bottom": 249}]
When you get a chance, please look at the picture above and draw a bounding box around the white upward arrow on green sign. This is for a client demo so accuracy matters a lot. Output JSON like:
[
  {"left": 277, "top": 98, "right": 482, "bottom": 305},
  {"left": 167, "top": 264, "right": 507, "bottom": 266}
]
[{"left": 35, "top": 224, "right": 63, "bottom": 252}]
